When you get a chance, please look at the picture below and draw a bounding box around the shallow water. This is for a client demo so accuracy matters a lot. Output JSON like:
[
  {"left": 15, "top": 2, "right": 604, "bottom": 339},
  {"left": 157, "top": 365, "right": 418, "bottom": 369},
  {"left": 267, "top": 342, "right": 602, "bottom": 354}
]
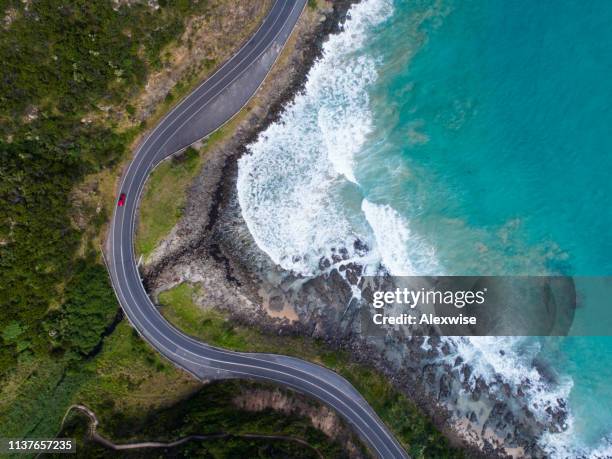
[{"left": 238, "top": 0, "right": 612, "bottom": 455}]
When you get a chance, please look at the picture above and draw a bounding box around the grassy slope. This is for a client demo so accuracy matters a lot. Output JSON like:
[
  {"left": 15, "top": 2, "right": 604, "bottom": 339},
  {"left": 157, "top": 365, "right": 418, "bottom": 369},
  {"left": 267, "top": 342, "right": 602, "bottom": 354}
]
[
  {"left": 0, "top": 321, "right": 350, "bottom": 459},
  {"left": 57, "top": 378, "right": 353, "bottom": 459},
  {"left": 136, "top": 147, "right": 202, "bottom": 258},
  {"left": 159, "top": 283, "right": 465, "bottom": 459},
  {"left": 135, "top": 122, "right": 230, "bottom": 260},
  {"left": 0, "top": 322, "right": 192, "bottom": 442}
]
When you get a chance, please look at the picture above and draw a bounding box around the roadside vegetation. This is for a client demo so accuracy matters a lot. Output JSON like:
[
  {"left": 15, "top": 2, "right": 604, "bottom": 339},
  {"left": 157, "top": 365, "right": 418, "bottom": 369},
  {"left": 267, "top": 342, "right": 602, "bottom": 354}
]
[
  {"left": 0, "top": 0, "right": 272, "bottom": 381},
  {"left": 0, "top": 0, "right": 218, "bottom": 384},
  {"left": 134, "top": 120, "right": 236, "bottom": 261},
  {"left": 136, "top": 146, "right": 203, "bottom": 259},
  {"left": 159, "top": 283, "right": 465, "bottom": 459},
  {"left": 1, "top": 318, "right": 352, "bottom": 458},
  {"left": 56, "top": 379, "right": 352, "bottom": 459},
  {"left": 0, "top": 321, "right": 187, "bottom": 442},
  {"left": 0, "top": 0, "right": 340, "bottom": 455},
  {"left": 134, "top": 100, "right": 253, "bottom": 260}
]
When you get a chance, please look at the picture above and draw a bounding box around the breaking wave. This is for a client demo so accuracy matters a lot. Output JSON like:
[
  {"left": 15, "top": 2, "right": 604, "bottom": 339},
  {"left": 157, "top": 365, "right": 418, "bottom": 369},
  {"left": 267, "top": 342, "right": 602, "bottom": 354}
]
[
  {"left": 238, "top": 0, "right": 393, "bottom": 276},
  {"left": 361, "top": 199, "right": 440, "bottom": 275}
]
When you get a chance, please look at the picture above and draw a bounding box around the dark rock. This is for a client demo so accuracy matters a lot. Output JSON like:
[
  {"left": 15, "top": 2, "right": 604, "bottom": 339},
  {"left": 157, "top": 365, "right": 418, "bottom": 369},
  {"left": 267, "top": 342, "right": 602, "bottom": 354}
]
[
  {"left": 439, "top": 374, "right": 451, "bottom": 400},
  {"left": 319, "top": 257, "right": 331, "bottom": 270},
  {"left": 353, "top": 238, "right": 368, "bottom": 253}
]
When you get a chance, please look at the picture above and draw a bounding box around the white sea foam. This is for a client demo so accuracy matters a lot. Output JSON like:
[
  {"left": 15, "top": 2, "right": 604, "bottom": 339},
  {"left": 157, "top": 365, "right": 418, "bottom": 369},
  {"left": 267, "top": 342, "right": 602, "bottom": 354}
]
[
  {"left": 587, "top": 437, "right": 612, "bottom": 459},
  {"left": 441, "top": 334, "right": 612, "bottom": 459},
  {"left": 237, "top": 0, "right": 393, "bottom": 276},
  {"left": 361, "top": 199, "right": 440, "bottom": 275},
  {"left": 444, "top": 336, "right": 573, "bottom": 422},
  {"left": 541, "top": 426, "right": 612, "bottom": 459}
]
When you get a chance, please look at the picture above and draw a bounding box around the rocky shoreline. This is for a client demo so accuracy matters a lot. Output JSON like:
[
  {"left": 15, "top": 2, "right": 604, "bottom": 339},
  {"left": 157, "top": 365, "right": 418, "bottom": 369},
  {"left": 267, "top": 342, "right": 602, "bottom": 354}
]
[{"left": 142, "top": 2, "right": 568, "bottom": 458}]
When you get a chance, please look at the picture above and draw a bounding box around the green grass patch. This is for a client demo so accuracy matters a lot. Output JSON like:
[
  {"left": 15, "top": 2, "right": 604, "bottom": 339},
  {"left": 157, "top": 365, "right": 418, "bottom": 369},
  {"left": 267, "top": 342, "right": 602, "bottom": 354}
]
[
  {"left": 0, "top": 320, "right": 196, "bottom": 443},
  {"left": 136, "top": 146, "right": 203, "bottom": 258},
  {"left": 2, "top": 319, "right": 350, "bottom": 458},
  {"left": 74, "top": 321, "right": 200, "bottom": 433},
  {"left": 158, "top": 283, "right": 465, "bottom": 459},
  {"left": 0, "top": 357, "right": 87, "bottom": 440},
  {"left": 160, "top": 284, "right": 250, "bottom": 350}
]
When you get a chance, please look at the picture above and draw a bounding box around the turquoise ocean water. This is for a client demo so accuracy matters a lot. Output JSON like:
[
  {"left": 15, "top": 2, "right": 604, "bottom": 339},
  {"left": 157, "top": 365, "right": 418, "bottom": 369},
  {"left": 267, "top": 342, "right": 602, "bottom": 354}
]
[{"left": 237, "top": 0, "right": 612, "bottom": 455}]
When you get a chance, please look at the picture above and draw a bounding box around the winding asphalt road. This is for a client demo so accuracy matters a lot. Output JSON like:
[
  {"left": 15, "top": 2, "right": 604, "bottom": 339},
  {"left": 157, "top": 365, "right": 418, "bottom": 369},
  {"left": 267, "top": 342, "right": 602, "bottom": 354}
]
[{"left": 106, "top": 1, "right": 408, "bottom": 458}]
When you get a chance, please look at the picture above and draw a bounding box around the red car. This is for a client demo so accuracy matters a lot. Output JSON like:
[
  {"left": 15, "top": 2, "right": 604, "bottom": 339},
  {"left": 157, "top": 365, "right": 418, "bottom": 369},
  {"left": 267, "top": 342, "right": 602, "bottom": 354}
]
[{"left": 117, "top": 193, "right": 127, "bottom": 207}]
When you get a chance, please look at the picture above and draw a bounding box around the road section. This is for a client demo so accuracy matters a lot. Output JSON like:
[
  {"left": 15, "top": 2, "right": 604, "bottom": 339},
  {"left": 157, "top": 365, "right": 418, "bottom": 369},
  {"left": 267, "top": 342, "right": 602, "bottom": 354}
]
[{"left": 106, "top": 2, "right": 409, "bottom": 457}]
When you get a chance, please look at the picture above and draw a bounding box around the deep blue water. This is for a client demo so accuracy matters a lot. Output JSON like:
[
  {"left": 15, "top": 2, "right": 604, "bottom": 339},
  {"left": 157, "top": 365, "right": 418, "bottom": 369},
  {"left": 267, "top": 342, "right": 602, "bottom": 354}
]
[
  {"left": 358, "top": 0, "right": 612, "bottom": 452},
  {"left": 238, "top": 0, "right": 612, "bottom": 453},
  {"left": 361, "top": 0, "right": 612, "bottom": 276}
]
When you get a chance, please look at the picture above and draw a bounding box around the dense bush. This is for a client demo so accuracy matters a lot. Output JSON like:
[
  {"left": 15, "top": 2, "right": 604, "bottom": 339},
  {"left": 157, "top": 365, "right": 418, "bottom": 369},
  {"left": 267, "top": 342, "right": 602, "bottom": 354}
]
[
  {"left": 0, "top": 0, "right": 211, "bottom": 376},
  {"left": 53, "top": 259, "right": 118, "bottom": 355}
]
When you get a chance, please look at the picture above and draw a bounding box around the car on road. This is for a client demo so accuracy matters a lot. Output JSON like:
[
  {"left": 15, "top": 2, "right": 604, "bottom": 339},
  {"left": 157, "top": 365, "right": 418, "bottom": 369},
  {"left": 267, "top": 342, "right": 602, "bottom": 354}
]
[{"left": 117, "top": 193, "right": 126, "bottom": 207}]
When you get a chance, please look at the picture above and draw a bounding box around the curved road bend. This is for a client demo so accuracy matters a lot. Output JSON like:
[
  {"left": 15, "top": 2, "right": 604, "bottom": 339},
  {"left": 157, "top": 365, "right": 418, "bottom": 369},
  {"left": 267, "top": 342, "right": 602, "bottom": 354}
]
[{"left": 106, "top": 1, "right": 408, "bottom": 458}]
